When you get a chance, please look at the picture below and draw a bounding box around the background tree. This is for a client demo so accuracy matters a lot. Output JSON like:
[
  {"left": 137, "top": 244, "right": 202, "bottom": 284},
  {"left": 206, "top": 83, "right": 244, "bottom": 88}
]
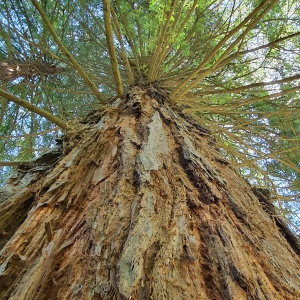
[{"left": 0, "top": 0, "right": 300, "bottom": 299}]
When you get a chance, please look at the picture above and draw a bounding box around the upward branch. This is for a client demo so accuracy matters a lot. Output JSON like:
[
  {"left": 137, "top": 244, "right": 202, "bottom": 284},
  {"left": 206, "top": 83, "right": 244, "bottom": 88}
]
[
  {"left": 194, "top": 74, "right": 300, "bottom": 96},
  {"left": 0, "top": 88, "right": 66, "bottom": 129},
  {"left": 102, "top": 0, "right": 124, "bottom": 97},
  {"left": 175, "top": 0, "right": 279, "bottom": 100},
  {"left": 147, "top": 0, "right": 177, "bottom": 82},
  {"left": 31, "top": 0, "right": 106, "bottom": 104},
  {"left": 111, "top": 5, "right": 134, "bottom": 85},
  {"left": 170, "top": 0, "right": 278, "bottom": 99}
]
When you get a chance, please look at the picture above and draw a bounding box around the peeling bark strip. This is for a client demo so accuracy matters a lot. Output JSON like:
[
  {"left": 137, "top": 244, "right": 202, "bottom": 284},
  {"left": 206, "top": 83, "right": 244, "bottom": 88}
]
[{"left": 0, "top": 85, "right": 299, "bottom": 299}]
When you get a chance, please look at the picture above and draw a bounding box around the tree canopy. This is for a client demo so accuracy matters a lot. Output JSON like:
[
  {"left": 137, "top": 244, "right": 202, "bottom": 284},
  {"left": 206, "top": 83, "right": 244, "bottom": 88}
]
[{"left": 0, "top": 0, "right": 299, "bottom": 233}]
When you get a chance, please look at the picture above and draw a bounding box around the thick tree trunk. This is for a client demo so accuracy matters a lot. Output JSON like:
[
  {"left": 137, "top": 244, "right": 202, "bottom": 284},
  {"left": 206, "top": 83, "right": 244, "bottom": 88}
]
[{"left": 0, "top": 85, "right": 299, "bottom": 300}]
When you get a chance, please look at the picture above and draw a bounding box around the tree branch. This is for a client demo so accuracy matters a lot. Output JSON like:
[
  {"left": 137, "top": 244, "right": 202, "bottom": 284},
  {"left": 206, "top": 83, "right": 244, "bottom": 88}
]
[
  {"left": 193, "top": 74, "right": 300, "bottom": 96},
  {"left": 111, "top": 5, "right": 134, "bottom": 84},
  {"left": 0, "top": 161, "right": 31, "bottom": 166},
  {"left": 31, "top": 0, "right": 106, "bottom": 104},
  {"left": 170, "top": 0, "right": 278, "bottom": 99},
  {"left": 0, "top": 88, "right": 66, "bottom": 129},
  {"left": 147, "top": 0, "right": 177, "bottom": 82},
  {"left": 102, "top": 0, "right": 124, "bottom": 97}
]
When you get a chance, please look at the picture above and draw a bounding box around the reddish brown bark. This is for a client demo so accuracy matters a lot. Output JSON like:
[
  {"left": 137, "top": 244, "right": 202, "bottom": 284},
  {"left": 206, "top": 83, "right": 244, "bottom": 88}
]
[
  {"left": 0, "top": 85, "right": 299, "bottom": 299},
  {"left": 0, "top": 59, "right": 65, "bottom": 81}
]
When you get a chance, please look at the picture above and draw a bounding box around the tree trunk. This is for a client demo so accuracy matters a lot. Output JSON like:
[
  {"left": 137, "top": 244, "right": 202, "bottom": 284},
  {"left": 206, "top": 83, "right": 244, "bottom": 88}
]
[{"left": 0, "top": 85, "right": 299, "bottom": 300}]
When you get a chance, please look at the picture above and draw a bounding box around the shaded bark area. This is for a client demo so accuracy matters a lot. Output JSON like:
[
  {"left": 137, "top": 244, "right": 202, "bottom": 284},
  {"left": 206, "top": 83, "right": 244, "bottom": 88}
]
[
  {"left": 0, "top": 85, "right": 299, "bottom": 300},
  {"left": 0, "top": 60, "right": 65, "bottom": 81},
  {"left": 251, "top": 187, "right": 300, "bottom": 256},
  {"left": 0, "top": 148, "right": 62, "bottom": 250}
]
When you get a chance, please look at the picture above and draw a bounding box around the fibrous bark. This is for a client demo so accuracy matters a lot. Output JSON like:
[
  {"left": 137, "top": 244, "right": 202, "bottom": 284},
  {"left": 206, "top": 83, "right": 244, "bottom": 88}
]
[{"left": 0, "top": 85, "right": 299, "bottom": 300}]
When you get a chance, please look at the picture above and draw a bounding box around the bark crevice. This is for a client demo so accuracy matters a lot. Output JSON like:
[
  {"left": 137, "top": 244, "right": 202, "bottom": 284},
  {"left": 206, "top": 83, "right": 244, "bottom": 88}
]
[{"left": 0, "top": 85, "right": 299, "bottom": 299}]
